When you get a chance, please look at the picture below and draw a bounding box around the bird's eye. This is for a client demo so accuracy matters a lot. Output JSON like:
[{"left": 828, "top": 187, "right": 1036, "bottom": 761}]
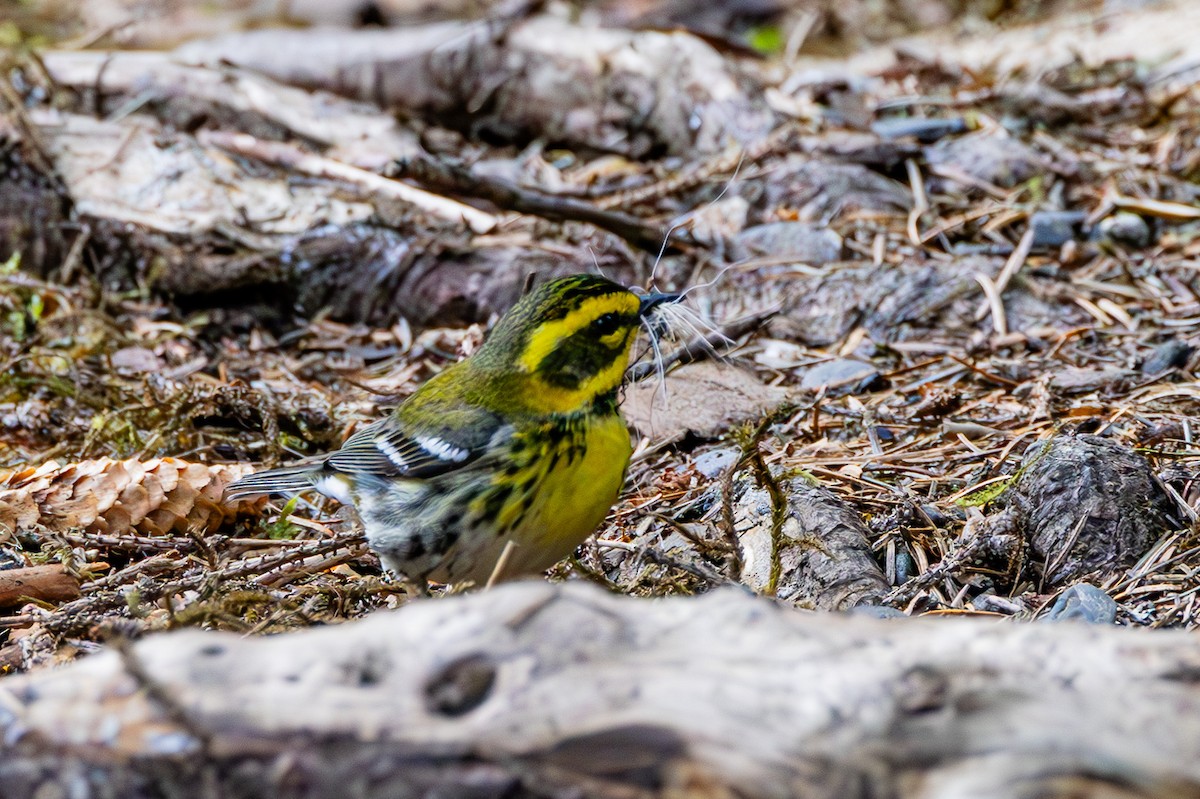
[{"left": 591, "top": 312, "right": 622, "bottom": 335}]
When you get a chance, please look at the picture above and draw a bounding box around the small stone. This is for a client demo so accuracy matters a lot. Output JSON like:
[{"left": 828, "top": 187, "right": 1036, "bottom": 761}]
[
  {"left": 1029, "top": 210, "right": 1087, "bottom": 248},
  {"left": 730, "top": 222, "right": 842, "bottom": 265},
  {"left": 800, "top": 358, "right": 882, "bottom": 394},
  {"left": 693, "top": 448, "right": 739, "bottom": 479},
  {"left": 971, "top": 593, "right": 1027, "bottom": 615},
  {"left": 1042, "top": 583, "right": 1118, "bottom": 624},
  {"left": 110, "top": 346, "right": 164, "bottom": 374},
  {"left": 1095, "top": 212, "right": 1152, "bottom": 248},
  {"left": 925, "top": 132, "right": 1048, "bottom": 189},
  {"left": 1142, "top": 340, "right": 1195, "bottom": 374},
  {"left": 687, "top": 196, "right": 750, "bottom": 245},
  {"left": 624, "top": 362, "right": 792, "bottom": 442},
  {"left": 143, "top": 730, "right": 203, "bottom": 756},
  {"left": 849, "top": 604, "right": 907, "bottom": 619},
  {"left": 919, "top": 504, "right": 952, "bottom": 529},
  {"left": 1049, "top": 367, "right": 1130, "bottom": 393},
  {"left": 754, "top": 338, "right": 808, "bottom": 369},
  {"left": 871, "top": 117, "right": 968, "bottom": 143}
]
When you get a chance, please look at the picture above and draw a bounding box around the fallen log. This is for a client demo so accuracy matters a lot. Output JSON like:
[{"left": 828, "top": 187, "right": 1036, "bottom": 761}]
[
  {"left": 2, "top": 581, "right": 1199, "bottom": 798},
  {"left": 173, "top": 15, "right": 773, "bottom": 158}
]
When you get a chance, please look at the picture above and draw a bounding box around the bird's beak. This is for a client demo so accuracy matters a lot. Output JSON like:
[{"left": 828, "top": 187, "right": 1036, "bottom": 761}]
[{"left": 638, "top": 291, "right": 682, "bottom": 317}]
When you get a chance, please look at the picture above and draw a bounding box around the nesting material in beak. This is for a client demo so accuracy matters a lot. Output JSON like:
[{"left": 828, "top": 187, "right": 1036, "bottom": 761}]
[{"left": 638, "top": 291, "right": 683, "bottom": 318}]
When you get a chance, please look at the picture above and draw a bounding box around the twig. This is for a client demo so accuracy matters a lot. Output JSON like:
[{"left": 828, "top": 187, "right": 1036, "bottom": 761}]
[
  {"left": 945, "top": 355, "right": 1021, "bottom": 389},
  {"left": 82, "top": 554, "right": 181, "bottom": 592},
  {"left": 885, "top": 507, "right": 1023, "bottom": 607},
  {"left": 975, "top": 226, "right": 1034, "bottom": 326},
  {"left": 206, "top": 533, "right": 367, "bottom": 583},
  {"left": 486, "top": 541, "right": 518, "bottom": 590},
  {"left": 905, "top": 158, "right": 929, "bottom": 247},
  {"left": 0, "top": 71, "right": 60, "bottom": 181},
  {"left": 719, "top": 465, "right": 743, "bottom": 580},
  {"left": 395, "top": 155, "right": 685, "bottom": 253},
  {"left": 972, "top": 273, "right": 1008, "bottom": 337},
  {"left": 255, "top": 544, "right": 371, "bottom": 588},
  {"left": 596, "top": 539, "right": 729, "bottom": 586}
]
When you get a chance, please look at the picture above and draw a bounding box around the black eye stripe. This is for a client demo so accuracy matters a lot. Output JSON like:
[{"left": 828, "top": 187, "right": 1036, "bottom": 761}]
[{"left": 532, "top": 311, "right": 639, "bottom": 389}]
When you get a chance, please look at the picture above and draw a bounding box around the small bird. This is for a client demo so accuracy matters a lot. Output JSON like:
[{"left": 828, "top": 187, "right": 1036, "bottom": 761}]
[{"left": 225, "top": 274, "right": 680, "bottom": 588}]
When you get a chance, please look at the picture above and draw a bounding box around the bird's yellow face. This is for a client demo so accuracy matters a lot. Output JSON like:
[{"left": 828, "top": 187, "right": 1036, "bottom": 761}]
[
  {"left": 476, "top": 275, "right": 672, "bottom": 415},
  {"left": 517, "top": 290, "right": 641, "bottom": 408}
]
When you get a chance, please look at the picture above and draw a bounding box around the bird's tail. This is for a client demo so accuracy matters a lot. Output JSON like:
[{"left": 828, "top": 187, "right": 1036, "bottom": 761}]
[{"left": 224, "top": 464, "right": 318, "bottom": 501}]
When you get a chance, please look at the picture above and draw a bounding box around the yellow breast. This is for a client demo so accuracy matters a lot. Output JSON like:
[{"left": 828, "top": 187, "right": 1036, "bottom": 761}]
[{"left": 486, "top": 413, "right": 632, "bottom": 581}]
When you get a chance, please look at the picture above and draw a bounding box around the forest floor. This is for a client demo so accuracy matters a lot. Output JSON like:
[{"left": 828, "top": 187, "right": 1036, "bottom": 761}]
[{"left": 0, "top": 0, "right": 1197, "bottom": 671}]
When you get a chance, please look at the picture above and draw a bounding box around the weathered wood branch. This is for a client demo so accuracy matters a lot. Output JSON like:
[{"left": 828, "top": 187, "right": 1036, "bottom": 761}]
[
  {"left": 394, "top": 154, "right": 681, "bottom": 253},
  {"left": 3, "top": 581, "right": 1200, "bottom": 798},
  {"left": 0, "top": 566, "right": 79, "bottom": 608}
]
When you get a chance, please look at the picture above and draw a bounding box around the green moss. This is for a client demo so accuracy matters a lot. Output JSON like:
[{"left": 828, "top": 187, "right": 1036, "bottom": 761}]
[
  {"left": 168, "top": 589, "right": 279, "bottom": 630},
  {"left": 955, "top": 437, "right": 1053, "bottom": 508},
  {"left": 955, "top": 477, "right": 1014, "bottom": 507},
  {"left": 0, "top": 252, "right": 20, "bottom": 275},
  {"left": 780, "top": 466, "right": 820, "bottom": 485}
]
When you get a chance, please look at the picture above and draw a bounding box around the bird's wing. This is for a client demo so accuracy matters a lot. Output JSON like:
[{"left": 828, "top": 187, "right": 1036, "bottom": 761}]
[{"left": 326, "top": 406, "right": 507, "bottom": 480}]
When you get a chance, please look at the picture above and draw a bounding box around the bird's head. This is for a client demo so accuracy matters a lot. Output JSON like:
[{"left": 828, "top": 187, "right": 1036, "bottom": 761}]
[{"left": 476, "top": 274, "right": 680, "bottom": 414}]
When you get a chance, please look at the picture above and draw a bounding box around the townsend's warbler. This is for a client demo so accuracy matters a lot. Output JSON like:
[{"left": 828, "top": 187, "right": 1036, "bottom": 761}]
[{"left": 225, "top": 274, "right": 680, "bottom": 588}]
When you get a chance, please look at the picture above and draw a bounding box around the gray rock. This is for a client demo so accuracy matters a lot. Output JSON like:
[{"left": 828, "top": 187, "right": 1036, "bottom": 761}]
[
  {"left": 731, "top": 222, "right": 842, "bottom": 265},
  {"left": 1142, "top": 340, "right": 1195, "bottom": 374},
  {"left": 800, "top": 358, "right": 882, "bottom": 394},
  {"left": 971, "top": 593, "right": 1027, "bottom": 615},
  {"left": 1017, "top": 434, "right": 1177, "bottom": 587},
  {"left": 872, "top": 117, "right": 968, "bottom": 144},
  {"left": 925, "top": 133, "right": 1050, "bottom": 189},
  {"left": 751, "top": 156, "right": 912, "bottom": 221},
  {"left": 849, "top": 604, "right": 907, "bottom": 619},
  {"left": 693, "top": 448, "right": 739, "bottom": 479},
  {"left": 1095, "top": 212, "right": 1152, "bottom": 248},
  {"left": 1042, "top": 583, "right": 1119, "bottom": 624},
  {"left": 1029, "top": 210, "right": 1087, "bottom": 248}
]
